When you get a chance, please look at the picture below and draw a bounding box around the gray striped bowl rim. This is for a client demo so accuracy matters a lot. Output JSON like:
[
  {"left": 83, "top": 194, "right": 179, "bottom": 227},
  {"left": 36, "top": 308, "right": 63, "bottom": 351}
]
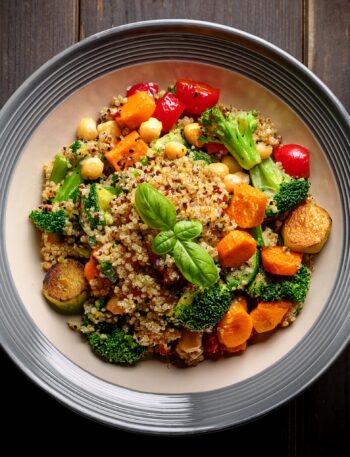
[{"left": 0, "top": 20, "right": 349, "bottom": 434}]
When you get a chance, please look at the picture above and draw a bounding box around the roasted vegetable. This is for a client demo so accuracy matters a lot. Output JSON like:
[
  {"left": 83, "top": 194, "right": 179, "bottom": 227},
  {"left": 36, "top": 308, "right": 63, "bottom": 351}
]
[
  {"left": 247, "top": 264, "right": 311, "bottom": 303},
  {"left": 53, "top": 164, "right": 83, "bottom": 203},
  {"left": 250, "top": 301, "right": 292, "bottom": 333},
  {"left": 105, "top": 131, "right": 148, "bottom": 171},
  {"left": 261, "top": 246, "right": 302, "bottom": 276},
  {"left": 217, "top": 230, "right": 257, "bottom": 268},
  {"left": 281, "top": 201, "right": 332, "bottom": 253},
  {"left": 114, "top": 91, "right": 156, "bottom": 130},
  {"left": 249, "top": 157, "right": 310, "bottom": 218},
  {"left": 173, "top": 283, "right": 232, "bottom": 331},
  {"left": 227, "top": 183, "right": 268, "bottom": 228},
  {"left": 217, "top": 297, "right": 253, "bottom": 349},
  {"left": 151, "top": 129, "right": 185, "bottom": 153},
  {"left": 224, "top": 250, "right": 260, "bottom": 291},
  {"left": 30, "top": 207, "right": 66, "bottom": 234},
  {"left": 199, "top": 107, "right": 261, "bottom": 169},
  {"left": 42, "top": 260, "right": 88, "bottom": 314},
  {"left": 50, "top": 154, "right": 69, "bottom": 183},
  {"left": 80, "top": 183, "right": 117, "bottom": 234},
  {"left": 88, "top": 327, "right": 146, "bottom": 364}
]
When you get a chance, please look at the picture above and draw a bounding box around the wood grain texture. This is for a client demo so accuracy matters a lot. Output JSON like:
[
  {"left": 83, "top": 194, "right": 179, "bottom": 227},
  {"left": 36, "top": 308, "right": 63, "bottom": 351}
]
[
  {"left": 306, "top": 0, "right": 350, "bottom": 109},
  {"left": 293, "top": 1, "right": 350, "bottom": 454},
  {"left": 0, "top": 0, "right": 78, "bottom": 107},
  {"left": 80, "top": 0, "right": 303, "bottom": 59}
]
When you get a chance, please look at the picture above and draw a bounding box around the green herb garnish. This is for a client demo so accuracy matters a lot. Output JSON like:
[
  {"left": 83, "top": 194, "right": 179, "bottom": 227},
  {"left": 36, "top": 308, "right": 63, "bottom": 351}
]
[{"left": 135, "top": 183, "right": 217, "bottom": 288}]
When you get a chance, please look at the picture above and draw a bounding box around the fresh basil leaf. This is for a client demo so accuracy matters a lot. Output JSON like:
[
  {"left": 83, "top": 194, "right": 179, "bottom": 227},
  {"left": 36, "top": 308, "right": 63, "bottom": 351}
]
[
  {"left": 172, "top": 240, "right": 218, "bottom": 287},
  {"left": 174, "top": 220, "right": 202, "bottom": 241},
  {"left": 152, "top": 230, "right": 177, "bottom": 255},
  {"left": 135, "top": 183, "right": 176, "bottom": 230}
]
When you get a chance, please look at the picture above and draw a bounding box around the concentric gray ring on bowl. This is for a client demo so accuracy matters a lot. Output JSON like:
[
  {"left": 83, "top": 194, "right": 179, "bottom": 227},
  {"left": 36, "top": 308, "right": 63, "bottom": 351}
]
[{"left": 0, "top": 20, "right": 349, "bottom": 434}]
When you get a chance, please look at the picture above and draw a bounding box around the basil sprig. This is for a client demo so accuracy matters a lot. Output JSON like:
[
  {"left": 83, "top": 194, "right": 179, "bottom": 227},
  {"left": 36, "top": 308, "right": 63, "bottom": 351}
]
[
  {"left": 135, "top": 183, "right": 218, "bottom": 288},
  {"left": 152, "top": 230, "right": 177, "bottom": 255},
  {"left": 135, "top": 183, "right": 176, "bottom": 230}
]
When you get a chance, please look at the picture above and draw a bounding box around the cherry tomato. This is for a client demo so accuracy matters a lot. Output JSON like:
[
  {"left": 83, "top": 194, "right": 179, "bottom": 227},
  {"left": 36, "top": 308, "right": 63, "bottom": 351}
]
[
  {"left": 274, "top": 144, "right": 310, "bottom": 178},
  {"left": 152, "top": 93, "right": 186, "bottom": 133},
  {"left": 205, "top": 142, "right": 228, "bottom": 155},
  {"left": 175, "top": 79, "right": 220, "bottom": 115},
  {"left": 126, "top": 82, "right": 159, "bottom": 98}
]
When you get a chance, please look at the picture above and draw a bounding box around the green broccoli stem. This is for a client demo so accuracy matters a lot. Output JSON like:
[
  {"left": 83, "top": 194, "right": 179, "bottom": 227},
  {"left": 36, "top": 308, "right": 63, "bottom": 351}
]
[
  {"left": 249, "top": 157, "right": 287, "bottom": 194},
  {"left": 50, "top": 154, "right": 69, "bottom": 183},
  {"left": 53, "top": 165, "right": 83, "bottom": 202},
  {"left": 251, "top": 225, "right": 264, "bottom": 247},
  {"left": 224, "top": 117, "right": 261, "bottom": 170},
  {"left": 200, "top": 107, "right": 261, "bottom": 169}
]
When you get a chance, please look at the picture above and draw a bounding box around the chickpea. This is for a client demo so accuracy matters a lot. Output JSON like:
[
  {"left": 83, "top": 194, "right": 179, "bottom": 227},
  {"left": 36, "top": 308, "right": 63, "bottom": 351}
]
[
  {"left": 165, "top": 141, "right": 187, "bottom": 160},
  {"left": 207, "top": 162, "right": 230, "bottom": 178},
  {"left": 139, "top": 117, "right": 162, "bottom": 143},
  {"left": 76, "top": 117, "right": 98, "bottom": 141},
  {"left": 224, "top": 171, "right": 250, "bottom": 191},
  {"left": 221, "top": 155, "right": 242, "bottom": 173},
  {"left": 97, "top": 120, "right": 121, "bottom": 140},
  {"left": 256, "top": 142, "right": 273, "bottom": 160},
  {"left": 184, "top": 123, "right": 203, "bottom": 147},
  {"left": 80, "top": 157, "right": 104, "bottom": 180},
  {"left": 177, "top": 329, "right": 202, "bottom": 353}
]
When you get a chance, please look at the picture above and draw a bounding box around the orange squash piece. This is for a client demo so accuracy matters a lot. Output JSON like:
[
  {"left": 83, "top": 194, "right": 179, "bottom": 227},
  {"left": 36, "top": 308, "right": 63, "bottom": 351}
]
[
  {"left": 217, "top": 297, "right": 253, "bottom": 349},
  {"left": 84, "top": 256, "right": 99, "bottom": 281},
  {"left": 261, "top": 246, "right": 302, "bottom": 276},
  {"left": 217, "top": 230, "right": 257, "bottom": 268},
  {"left": 250, "top": 301, "right": 292, "bottom": 333},
  {"left": 105, "top": 131, "right": 148, "bottom": 171},
  {"left": 225, "top": 342, "right": 247, "bottom": 353},
  {"left": 227, "top": 183, "right": 268, "bottom": 228},
  {"left": 115, "top": 91, "right": 156, "bottom": 130}
]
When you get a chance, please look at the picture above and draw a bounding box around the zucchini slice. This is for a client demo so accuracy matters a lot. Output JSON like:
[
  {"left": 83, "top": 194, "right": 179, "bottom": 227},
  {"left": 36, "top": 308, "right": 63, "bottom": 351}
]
[{"left": 42, "top": 259, "right": 88, "bottom": 314}]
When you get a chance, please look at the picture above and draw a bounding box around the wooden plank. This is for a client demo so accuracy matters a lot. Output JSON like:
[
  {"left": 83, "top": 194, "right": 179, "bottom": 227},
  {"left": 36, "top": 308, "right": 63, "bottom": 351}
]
[
  {"left": 290, "top": 1, "right": 350, "bottom": 455},
  {"left": 80, "top": 0, "right": 303, "bottom": 59},
  {"left": 306, "top": 0, "right": 350, "bottom": 109},
  {"left": 0, "top": 0, "right": 78, "bottom": 107}
]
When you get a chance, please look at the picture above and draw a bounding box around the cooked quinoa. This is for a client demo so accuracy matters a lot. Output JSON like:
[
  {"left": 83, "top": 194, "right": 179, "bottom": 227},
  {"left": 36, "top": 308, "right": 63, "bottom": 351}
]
[{"left": 30, "top": 79, "right": 329, "bottom": 367}]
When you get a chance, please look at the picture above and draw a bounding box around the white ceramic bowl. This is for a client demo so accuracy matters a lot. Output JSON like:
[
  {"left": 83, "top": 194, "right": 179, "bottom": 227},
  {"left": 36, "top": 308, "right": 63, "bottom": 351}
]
[{"left": 0, "top": 20, "right": 349, "bottom": 433}]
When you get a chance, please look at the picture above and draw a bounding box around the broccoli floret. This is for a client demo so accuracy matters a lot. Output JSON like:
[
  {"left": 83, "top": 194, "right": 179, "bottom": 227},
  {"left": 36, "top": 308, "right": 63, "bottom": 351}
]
[
  {"left": 80, "top": 183, "right": 116, "bottom": 234},
  {"left": 53, "top": 164, "right": 83, "bottom": 203},
  {"left": 247, "top": 265, "right": 311, "bottom": 303},
  {"left": 151, "top": 130, "right": 185, "bottom": 152},
  {"left": 249, "top": 157, "right": 310, "bottom": 217},
  {"left": 199, "top": 106, "right": 261, "bottom": 169},
  {"left": 88, "top": 328, "right": 146, "bottom": 364},
  {"left": 173, "top": 283, "right": 232, "bottom": 331},
  {"left": 225, "top": 250, "right": 260, "bottom": 291},
  {"left": 29, "top": 208, "right": 66, "bottom": 234}
]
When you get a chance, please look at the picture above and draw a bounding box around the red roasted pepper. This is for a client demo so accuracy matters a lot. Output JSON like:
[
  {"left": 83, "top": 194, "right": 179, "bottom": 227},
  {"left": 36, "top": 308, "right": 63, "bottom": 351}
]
[
  {"left": 175, "top": 79, "right": 220, "bottom": 115},
  {"left": 274, "top": 143, "right": 310, "bottom": 178},
  {"left": 203, "top": 332, "right": 225, "bottom": 359},
  {"left": 127, "top": 82, "right": 159, "bottom": 98},
  {"left": 205, "top": 142, "right": 229, "bottom": 155},
  {"left": 152, "top": 93, "right": 186, "bottom": 133}
]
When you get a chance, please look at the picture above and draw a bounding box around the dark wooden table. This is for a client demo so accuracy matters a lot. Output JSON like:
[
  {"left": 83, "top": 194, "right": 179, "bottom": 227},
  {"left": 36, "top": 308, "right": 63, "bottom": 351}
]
[{"left": 1, "top": 1, "right": 349, "bottom": 454}]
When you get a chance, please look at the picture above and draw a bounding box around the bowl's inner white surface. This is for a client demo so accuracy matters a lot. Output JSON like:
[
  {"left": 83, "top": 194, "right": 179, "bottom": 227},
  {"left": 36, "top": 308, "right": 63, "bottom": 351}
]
[{"left": 6, "top": 61, "right": 342, "bottom": 394}]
